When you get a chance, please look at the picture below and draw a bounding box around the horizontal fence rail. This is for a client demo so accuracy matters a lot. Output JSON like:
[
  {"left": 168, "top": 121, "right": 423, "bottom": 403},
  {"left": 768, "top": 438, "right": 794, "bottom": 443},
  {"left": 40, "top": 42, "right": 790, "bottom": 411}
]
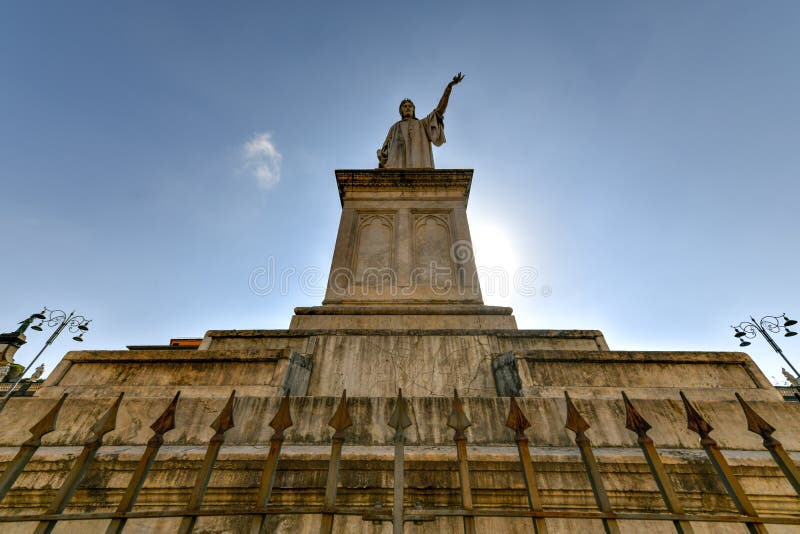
[{"left": 0, "top": 389, "right": 798, "bottom": 533}]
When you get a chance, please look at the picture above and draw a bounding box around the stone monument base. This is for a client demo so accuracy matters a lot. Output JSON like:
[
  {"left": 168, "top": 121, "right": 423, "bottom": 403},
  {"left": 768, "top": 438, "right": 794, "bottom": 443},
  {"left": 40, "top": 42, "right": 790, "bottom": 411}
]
[{"left": 290, "top": 305, "right": 518, "bottom": 330}]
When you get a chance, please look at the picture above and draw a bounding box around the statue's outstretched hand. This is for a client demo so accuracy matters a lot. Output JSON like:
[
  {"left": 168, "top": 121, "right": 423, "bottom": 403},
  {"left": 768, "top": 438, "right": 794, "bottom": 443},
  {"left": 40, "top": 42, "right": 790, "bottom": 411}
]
[{"left": 436, "top": 73, "right": 464, "bottom": 117}]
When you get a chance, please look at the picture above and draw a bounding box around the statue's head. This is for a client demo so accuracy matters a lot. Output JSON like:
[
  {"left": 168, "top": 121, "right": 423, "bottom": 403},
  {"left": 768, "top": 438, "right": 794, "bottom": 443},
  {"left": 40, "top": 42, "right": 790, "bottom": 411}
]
[{"left": 399, "top": 99, "right": 416, "bottom": 119}]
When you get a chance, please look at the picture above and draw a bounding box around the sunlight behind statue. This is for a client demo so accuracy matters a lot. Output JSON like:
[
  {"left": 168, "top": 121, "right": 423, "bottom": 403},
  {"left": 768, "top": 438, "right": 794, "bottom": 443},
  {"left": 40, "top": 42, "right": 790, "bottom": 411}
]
[{"left": 377, "top": 73, "right": 464, "bottom": 169}]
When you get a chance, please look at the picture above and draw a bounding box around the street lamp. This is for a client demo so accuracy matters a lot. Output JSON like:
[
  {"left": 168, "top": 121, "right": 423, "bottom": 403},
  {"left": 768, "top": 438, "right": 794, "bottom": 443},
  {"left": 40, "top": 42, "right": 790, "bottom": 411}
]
[
  {"left": 3, "top": 308, "right": 91, "bottom": 399},
  {"left": 731, "top": 313, "right": 799, "bottom": 382}
]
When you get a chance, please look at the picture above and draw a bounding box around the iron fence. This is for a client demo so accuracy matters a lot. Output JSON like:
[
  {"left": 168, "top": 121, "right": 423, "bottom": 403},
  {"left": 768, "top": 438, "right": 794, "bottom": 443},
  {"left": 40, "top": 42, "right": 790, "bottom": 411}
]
[{"left": 0, "top": 388, "right": 798, "bottom": 533}]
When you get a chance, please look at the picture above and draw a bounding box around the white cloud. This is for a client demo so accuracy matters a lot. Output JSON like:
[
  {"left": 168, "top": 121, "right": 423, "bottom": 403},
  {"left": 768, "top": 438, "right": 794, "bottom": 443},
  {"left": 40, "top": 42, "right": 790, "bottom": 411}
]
[{"left": 243, "top": 132, "right": 282, "bottom": 189}]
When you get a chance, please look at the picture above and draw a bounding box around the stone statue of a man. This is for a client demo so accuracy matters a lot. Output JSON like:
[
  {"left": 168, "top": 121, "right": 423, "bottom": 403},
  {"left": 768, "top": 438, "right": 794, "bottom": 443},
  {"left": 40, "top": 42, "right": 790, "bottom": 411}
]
[
  {"left": 783, "top": 367, "right": 799, "bottom": 386},
  {"left": 377, "top": 73, "right": 464, "bottom": 169},
  {"left": 30, "top": 364, "right": 45, "bottom": 381}
]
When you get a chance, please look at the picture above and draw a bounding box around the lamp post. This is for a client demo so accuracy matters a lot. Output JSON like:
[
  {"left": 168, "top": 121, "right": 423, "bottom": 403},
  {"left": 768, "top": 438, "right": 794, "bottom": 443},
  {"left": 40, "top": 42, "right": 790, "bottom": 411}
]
[
  {"left": 731, "top": 313, "right": 799, "bottom": 382},
  {"left": 3, "top": 307, "right": 91, "bottom": 399}
]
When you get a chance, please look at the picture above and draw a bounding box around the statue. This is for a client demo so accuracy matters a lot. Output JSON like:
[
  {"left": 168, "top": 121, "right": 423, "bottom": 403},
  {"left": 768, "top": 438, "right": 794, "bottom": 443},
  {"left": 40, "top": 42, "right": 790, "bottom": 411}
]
[
  {"left": 782, "top": 368, "right": 799, "bottom": 386},
  {"left": 377, "top": 73, "right": 464, "bottom": 169},
  {"left": 13, "top": 315, "right": 35, "bottom": 335},
  {"left": 30, "top": 364, "right": 45, "bottom": 382}
]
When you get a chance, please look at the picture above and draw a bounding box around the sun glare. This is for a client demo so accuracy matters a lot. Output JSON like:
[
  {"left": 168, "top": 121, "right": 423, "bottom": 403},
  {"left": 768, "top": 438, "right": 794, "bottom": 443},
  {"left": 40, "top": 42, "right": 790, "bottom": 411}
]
[{"left": 470, "top": 220, "right": 519, "bottom": 272}]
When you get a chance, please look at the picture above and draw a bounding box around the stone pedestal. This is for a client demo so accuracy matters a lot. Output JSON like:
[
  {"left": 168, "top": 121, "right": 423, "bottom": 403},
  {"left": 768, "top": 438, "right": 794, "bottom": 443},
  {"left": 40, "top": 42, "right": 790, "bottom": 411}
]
[
  {"left": 293, "top": 169, "right": 516, "bottom": 330},
  {"left": 0, "top": 332, "right": 26, "bottom": 366}
]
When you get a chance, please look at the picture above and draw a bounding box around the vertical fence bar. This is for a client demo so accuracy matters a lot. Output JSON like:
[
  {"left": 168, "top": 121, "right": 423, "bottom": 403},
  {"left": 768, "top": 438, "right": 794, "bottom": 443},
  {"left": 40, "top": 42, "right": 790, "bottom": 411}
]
[
  {"left": 388, "top": 389, "right": 412, "bottom": 534},
  {"left": 679, "top": 392, "right": 766, "bottom": 534},
  {"left": 252, "top": 395, "right": 293, "bottom": 534},
  {"left": 621, "top": 392, "right": 694, "bottom": 534},
  {"left": 177, "top": 390, "right": 236, "bottom": 534},
  {"left": 563, "top": 392, "right": 621, "bottom": 534},
  {"left": 505, "top": 397, "right": 548, "bottom": 534},
  {"left": 0, "top": 393, "right": 67, "bottom": 504},
  {"left": 105, "top": 391, "right": 180, "bottom": 534},
  {"left": 320, "top": 390, "right": 352, "bottom": 534},
  {"left": 735, "top": 393, "right": 800, "bottom": 496},
  {"left": 448, "top": 389, "right": 476, "bottom": 534},
  {"left": 34, "top": 393, "right": 124, "bottom": 534}
]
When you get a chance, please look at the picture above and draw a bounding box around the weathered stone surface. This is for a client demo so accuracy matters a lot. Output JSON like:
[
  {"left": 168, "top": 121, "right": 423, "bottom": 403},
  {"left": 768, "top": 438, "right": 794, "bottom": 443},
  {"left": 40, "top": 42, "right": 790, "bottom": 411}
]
[
  {"left": 322, "top": 170, "right": 483, "bottom": 307},
  {"left": 202, "top": 328, "right": 608, "bottom": 351},
  {"left": 492, "top": 351, "right": 523, "bottom": 396},
  {"left": 38, "top": 349, "right": 287, "bottom": 398},
  {"left": 0, "top": 332, "right": 26, "bottom": 365},
  {"left": 280, "top": 351, "right": 313, "bottom": 396},
  {"left": 37, "top": 334, "right": 766, "bottom": 401},
  {"left": 290, "top": 304, "right": 518, "bottom": 330},
  {"left": 518, "top": 350, "right": 778, "bottom": 399}
]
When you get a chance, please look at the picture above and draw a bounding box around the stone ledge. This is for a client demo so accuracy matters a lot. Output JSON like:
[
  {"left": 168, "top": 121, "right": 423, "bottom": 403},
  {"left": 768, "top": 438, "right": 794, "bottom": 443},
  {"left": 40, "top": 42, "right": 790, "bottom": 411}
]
[
  {"left": 58, "top": 349, "right": 287, "bottom": 363},
  {"left": 290, "top": 305, "right": 518, "bottom": 330},
  {"left": 289, "top": 313, "right": 517, "bottom": 330},
  {"left": 294, "top": 305, "right": 513, "bottom": 315},
  {"left": 204, "top": 328, "right": 605, "bottom": 338},
  {"left": 520, "top": 350, "right": 755, "bottom": 364},
  {"left": 335, "top": 169, "right": 473, "bottom": 205},
  {"left": 34, "top": 385, "right": 282, "bottom": 399},
  {"left": 2, "top": 444, "right": 788, "bottom": 464},
  {"left": 518, "top": 350, "right": 775, "bottom": 392}
]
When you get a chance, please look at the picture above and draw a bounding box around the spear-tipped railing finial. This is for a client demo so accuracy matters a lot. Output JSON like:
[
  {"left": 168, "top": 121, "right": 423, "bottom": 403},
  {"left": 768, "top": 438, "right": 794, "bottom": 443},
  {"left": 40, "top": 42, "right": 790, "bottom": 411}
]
[
  {"left": 27, "top": 393, "right": 68, "bottom": 444},
  {"left": 563, "top": 391, "right": 620, "bottom": 534},
  {"left": 269, "top": 394, "right": 294, "bottom": 439},
  {"left": 680, "top": 392, "right": 765, "bottom": 532},
  {"left": 621, "top": 391, "right": 652, "bottom": 439},
  {"left": 210, "top": 390, "right": 236, "bottom": 435},
  {"left": 0, "top": 393, "right": 70, "bottom": 504},
  {"left": 505, "top": 396, "right": 531, "bottom": 438},
  {"left": 177, "top": 390, "right": 237, "bottom": 534},
  {"left": 150, "top": 391, "right": 180, "bottom": 437},
  {"left": 321, "top": 390, "right": 353, "bottom": 533},
  {"left": 505, "top": 397, "right": 548, "bottom": 533},
  {"left": 735, "top": 393, "right": 776, "bottom": 440},
  {"left": 447, "top": 389, "right": 472, "bottom": 439},
  {"left": 328, "top": 390, "right": 352, "bottom": 439},
  {"left": 88, "top": 393, "right": 124, "bottom": 444},
  {"left": 735, "top": 392, "right": 800, "bottom": 497},
  {"left": 679, "top": 391, "right": 714, "bottom": 439},
  {"left": 106, "top": 392, "right": 181, "bottom": 534},
  {"left": 388, "top": 388, "right": 412, "bottom": 432},
  {"left": 563, "top": 391, "right": 590, "bottom": 436}
]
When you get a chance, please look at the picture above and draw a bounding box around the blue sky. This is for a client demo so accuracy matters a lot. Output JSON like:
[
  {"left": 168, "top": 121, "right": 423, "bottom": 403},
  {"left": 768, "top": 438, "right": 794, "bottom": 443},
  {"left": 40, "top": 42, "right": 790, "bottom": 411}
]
[{"left": 2, "top": 1, "right": 799, "bottom": 385}]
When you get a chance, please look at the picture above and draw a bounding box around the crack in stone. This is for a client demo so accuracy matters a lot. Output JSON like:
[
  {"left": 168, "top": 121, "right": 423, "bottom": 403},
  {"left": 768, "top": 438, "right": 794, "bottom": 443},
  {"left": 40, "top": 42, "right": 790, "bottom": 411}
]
[{"left": 354, "top": 335, "right": 493, "bottom": 397}]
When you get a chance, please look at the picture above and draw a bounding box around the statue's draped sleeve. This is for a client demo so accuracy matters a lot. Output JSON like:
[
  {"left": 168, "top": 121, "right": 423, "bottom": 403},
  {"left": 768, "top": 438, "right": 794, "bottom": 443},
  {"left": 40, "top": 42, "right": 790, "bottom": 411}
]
[{"left": 420, "top": 110, "right": 446, "bottom": 147}]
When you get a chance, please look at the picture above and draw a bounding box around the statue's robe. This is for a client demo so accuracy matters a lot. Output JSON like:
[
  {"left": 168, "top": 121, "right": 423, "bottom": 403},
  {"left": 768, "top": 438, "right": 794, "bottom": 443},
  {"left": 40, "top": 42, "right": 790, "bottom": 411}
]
[{"left": 377, "top": 110, "right": 446, "bottom": 168}]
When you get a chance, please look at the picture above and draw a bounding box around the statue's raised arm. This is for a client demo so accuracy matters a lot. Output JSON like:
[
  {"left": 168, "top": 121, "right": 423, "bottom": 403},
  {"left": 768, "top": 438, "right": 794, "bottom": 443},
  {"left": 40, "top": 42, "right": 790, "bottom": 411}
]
[
  {"left": 435, "top": 72, "right": 465, "bottom": 118},
  {"left": 377, "top": 73, "right": 465, "bottom": 169}
]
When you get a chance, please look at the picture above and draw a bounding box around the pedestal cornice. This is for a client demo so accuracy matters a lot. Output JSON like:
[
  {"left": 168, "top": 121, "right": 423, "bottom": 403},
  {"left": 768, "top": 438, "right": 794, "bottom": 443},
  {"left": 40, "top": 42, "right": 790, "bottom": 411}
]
[{"left": 335, "top": 168, "right": 473, "bottom": 206}]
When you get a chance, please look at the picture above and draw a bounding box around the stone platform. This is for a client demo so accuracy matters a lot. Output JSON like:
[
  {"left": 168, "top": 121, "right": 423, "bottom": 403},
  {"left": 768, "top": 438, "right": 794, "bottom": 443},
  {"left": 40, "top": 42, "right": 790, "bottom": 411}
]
[{"left": 0, "top": 325, "right": 796, "bottom": 532}]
